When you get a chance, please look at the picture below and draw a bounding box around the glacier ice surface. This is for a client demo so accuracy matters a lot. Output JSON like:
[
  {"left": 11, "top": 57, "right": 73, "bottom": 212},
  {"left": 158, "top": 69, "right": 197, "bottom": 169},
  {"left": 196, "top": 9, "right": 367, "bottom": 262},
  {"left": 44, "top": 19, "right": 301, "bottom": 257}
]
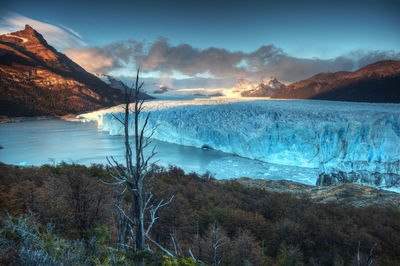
[{"left": 80, "top": 98, "right": 400, "bottom": 189}]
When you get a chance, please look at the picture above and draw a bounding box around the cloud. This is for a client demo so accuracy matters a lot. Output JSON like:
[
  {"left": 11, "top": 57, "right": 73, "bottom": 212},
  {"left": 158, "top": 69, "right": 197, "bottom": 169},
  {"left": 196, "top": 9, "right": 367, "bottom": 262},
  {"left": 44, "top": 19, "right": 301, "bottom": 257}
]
[
  {"left": 0, "top": 10, "right": 85, "bottom": 50},
  {"left": 4, "top": 10, "right": 396, "bottom": 85},
  {"left": 135, "top": 38, "right": 247, "bottom": 78},
  {"left": 113, "top": 75, "right": 236, "bottom": 92},
  {"left": 64, "top": 47, "right": 116, "bottom": 73},
  {"left": 58, "top": 24, "right": 82, "bottom": 39},
  {"left": 66, "top": 37, "right": 400, "bottom": 86},
  {"left": 64, "top": 40, "right": 144, "bottom": 73}
]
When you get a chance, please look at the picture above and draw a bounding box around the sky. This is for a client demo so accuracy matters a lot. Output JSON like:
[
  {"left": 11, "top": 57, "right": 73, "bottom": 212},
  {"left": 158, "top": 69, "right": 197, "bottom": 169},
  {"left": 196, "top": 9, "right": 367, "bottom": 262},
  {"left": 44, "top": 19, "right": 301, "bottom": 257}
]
[{"left": 1, "top": 0, "right": 399, "bottom": 89}]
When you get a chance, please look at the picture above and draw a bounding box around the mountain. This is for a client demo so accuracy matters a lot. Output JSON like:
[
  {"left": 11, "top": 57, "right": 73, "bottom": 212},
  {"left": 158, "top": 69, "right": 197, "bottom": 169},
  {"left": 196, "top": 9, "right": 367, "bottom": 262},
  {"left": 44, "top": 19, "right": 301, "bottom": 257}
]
[
  {"left": 231, "top": 78, "right": 255, "bottom": 95},
  {"left": 1, "top": 25, "right": 133, "bottom": 117},
  {"left": 240, "top": 77, "right": 286, "bottom": 97},
  {"left": 153, "top": 85, "right": 169, "bottom": 94},
  {"left": 93, "top": 73, "right": 153, "bottom": 99},
  {"left": 93, "top": 73, "right": 128, "bottom": 91},
  {"left": 271, "top": 60, "right": 400, "bottom": 102},
  {"left": 227, "top": 77, "right": 286, "bottom": 97}
]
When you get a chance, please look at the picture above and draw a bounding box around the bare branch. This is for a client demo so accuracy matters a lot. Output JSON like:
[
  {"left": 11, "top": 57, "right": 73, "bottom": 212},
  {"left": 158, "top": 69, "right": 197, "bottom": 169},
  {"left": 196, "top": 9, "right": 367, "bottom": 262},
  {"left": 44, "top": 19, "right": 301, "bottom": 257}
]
[
  {"left": 129, "top": 223, "right": 136, "bottom": 252},
  {"left": 115, "top": 204, "right": 135, "bottom": 226},
  {"left": 367, "top": 243, "right": 378, "bottom": 266},
  {"left": 139, "top": 113, "right": 151, "bottom": 151},
  {"left": 144, "top": 192, "right": 153, "bottom": 210},
  {"left": 111, "top": 113, "right": 124, "bottom": 125},
  {"left": 145, "top": 235, "right": 175, "bottom": 258},
  {"left": 170, "top": 232, "right": 178, "bottom": 255},
  {"left": 138, "top": 98, "right": 146, "bottom": 113},
  {"left": 188, "top": 248, "right": 197, "bottom": 262},
  {"left": 145, "top": 196, "right": 174, "bottom": 236},
  {"left": 143, "top": 146, "right": 157, "bottom": 170},
  {"left": 211, "top": 221, "right": 225, "bottom": 266},
  {"left": 106, "top": 156, "right": 128, "bottom": 180},
  {"left": 99, "top": 178, "right": 126, "bottom": 186}
]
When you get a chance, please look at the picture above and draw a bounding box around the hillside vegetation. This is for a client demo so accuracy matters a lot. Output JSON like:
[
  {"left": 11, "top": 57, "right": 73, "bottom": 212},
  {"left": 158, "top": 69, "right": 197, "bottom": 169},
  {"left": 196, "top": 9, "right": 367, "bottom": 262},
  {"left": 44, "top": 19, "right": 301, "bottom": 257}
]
[{"left": 1, "top": 163, "right": 399, "bottom": 265}]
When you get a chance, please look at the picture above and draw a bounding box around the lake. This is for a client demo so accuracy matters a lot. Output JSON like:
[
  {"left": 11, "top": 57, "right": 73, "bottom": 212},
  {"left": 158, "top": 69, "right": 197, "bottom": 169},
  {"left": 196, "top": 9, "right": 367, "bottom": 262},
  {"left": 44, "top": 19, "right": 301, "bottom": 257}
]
[{"left": 0, "top": 119, "right": 317, "bottom": 184}]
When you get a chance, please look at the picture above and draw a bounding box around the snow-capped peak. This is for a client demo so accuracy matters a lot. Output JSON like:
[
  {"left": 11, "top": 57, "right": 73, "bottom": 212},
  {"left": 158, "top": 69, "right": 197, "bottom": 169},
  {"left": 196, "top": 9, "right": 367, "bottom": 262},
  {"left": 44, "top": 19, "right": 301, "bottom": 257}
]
[
  {"left": 224, "top": 77, "right": 286, "bottom": 97},
  {"left": 259, "top": 77, "right": 286, "bottom": 90}
]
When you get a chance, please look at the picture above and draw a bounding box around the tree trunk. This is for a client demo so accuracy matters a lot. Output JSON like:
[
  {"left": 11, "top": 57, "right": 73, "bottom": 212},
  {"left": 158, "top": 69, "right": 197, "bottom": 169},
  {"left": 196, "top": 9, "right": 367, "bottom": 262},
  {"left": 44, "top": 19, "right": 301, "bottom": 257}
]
[{"left": 135, "top": 186, "right": 145, "bottom": 251}]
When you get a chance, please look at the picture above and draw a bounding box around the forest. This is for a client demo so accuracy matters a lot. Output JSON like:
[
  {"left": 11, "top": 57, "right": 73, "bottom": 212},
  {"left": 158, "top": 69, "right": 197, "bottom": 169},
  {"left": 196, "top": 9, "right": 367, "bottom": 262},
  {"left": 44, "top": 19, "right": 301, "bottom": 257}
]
[{"left": 1, "top": 162, "right": 400, "bottom": 265}]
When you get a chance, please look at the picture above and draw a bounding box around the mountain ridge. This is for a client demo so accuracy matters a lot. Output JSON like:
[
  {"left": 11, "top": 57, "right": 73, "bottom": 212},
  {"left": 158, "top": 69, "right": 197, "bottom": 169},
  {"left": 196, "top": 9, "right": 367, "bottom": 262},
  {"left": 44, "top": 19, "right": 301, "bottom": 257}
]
[
  {"left": 228, "top": 77, "right": 286, "bottom": 97},
  {"left": 271, "top": 60, "right": 400, "bottom": 102},
  {"left": 0, "top": 25, "right": 150, "bottom": 117}
]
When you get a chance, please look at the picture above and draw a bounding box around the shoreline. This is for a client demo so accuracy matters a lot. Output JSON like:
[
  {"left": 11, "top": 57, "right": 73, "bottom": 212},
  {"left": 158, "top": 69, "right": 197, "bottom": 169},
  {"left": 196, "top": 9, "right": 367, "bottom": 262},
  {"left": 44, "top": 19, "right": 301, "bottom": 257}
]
[
  {"left": 0, "top": 116, "right": 55, "bottom": 124},
  {"left": 0, "top": 114, "right": 78, "bottom": 124}
]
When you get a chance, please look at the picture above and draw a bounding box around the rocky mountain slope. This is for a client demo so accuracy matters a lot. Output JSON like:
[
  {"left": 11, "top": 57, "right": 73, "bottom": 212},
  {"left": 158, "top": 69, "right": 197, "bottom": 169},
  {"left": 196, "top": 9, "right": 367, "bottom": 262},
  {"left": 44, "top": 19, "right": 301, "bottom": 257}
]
[
  {"left": 271, "top": 60, "right": 400, "bottom": 103},
  {"left": 236, "top": 177, "right": 400, "bottom": 211},
  {"left": 93, "top": 73, "right": 153, "bottom": 99},
  {"left": 240, "top": 77, "right": 286, "bottom": 97},
  {"left": 227, "top": 77, "right": 286, "bottom": 97},
  {"left": 153, "top": 85, "right": 169, "bottom": 94},
  {"left": 93, "top": 73, "right": 128, "bottom": 91},
  {"left": 1, "top": 25, "right": 144, "bottom": 117}
]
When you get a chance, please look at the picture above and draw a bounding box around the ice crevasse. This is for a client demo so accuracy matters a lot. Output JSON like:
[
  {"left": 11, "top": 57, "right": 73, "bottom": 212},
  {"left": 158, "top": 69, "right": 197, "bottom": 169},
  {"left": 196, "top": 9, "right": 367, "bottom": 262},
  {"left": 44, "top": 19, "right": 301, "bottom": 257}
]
[{"left": 80, "top": 98, "right": 400, "bottom": 189}]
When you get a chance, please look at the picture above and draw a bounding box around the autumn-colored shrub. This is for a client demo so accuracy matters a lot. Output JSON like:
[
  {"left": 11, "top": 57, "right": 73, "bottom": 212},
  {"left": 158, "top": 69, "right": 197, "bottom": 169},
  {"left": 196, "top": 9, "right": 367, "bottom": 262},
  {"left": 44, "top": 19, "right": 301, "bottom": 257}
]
[{"left": 1, "top": 163, "right": 400, "bottom": 265}]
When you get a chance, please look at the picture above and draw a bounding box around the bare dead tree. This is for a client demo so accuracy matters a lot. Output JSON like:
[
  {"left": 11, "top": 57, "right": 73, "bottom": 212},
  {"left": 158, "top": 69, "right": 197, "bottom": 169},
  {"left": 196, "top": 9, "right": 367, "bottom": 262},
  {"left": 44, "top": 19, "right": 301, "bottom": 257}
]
[
  {"left": 113, "top": 189, "right": 130, "bottom": 249},
  {"left": 170, "top": 230, "right": 183, "bottom": 256},
  {"left": 366, "top": 243, "right": 378, "bottom": 266},
  {"left": 211, "top": 221, "right": 225, "bottom": 266},
  {"left": 357, "top": 241, "right": 378, "bottom": 266},
  {"left": 103, "top": 69, "right": 173, "bottom": 256}
]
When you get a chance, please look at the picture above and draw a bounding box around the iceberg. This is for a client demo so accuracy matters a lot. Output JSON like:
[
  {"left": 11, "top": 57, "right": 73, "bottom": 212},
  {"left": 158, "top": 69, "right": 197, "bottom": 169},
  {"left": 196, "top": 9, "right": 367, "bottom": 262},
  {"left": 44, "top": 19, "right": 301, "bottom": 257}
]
[{"left": 80, "top": 98, "right": 400, "bottom": 189}]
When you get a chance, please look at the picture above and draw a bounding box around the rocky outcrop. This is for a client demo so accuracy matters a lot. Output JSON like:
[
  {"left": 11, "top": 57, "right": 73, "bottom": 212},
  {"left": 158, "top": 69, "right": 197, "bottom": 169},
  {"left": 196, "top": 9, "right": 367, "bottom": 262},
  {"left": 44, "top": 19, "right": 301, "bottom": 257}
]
[
  {"left": 235, "top": 177, "right": 400, "bottom": 211},
  {"left": 227, "top": 77, "right": 286, "bottom": 97},
  {"left": 316, "top": 165, "right": 400, "bottom": 188},
  {"left": 93, "top": 73, "right": 128, "bottom": 91},
  {"left": 153, "top": 86, "right": 169, "bottom": 94},
  {"left": 93, "top": 73, "right": 152, "bottom": 99},
  {"left": 271, "top": 60, "right": 400, "bottom": 103},
  {"left": 0, "top": 25, "right": 126, "bottom": 117},
  {"left": 241, "top": 78, "right": 285, "bottom": 97}
]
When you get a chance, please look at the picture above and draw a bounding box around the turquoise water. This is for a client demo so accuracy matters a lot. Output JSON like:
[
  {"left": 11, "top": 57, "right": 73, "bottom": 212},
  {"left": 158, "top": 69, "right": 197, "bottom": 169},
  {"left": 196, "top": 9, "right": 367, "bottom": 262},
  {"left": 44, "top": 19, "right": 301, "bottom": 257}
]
[{"left": 0, "top": 119, "right": 317, "bottom": 184}]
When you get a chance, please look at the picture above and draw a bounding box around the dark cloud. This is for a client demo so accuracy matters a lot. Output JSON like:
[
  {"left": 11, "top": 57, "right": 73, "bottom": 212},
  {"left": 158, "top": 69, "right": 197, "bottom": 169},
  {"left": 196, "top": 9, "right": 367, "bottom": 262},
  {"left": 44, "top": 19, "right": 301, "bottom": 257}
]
[
  {"left": 134, "top": 38, "right": 246, "bottom": 78},
  {"left": 65, "top": 38, "right": 400, "bottom": 84}
]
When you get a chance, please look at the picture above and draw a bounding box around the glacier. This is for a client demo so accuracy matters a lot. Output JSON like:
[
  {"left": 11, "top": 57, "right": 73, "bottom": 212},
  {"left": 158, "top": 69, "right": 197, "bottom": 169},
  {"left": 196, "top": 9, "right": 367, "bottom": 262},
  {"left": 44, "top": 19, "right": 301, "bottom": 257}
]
[{"left": 79, "top": 98, "right": 400, "bottom": 189}]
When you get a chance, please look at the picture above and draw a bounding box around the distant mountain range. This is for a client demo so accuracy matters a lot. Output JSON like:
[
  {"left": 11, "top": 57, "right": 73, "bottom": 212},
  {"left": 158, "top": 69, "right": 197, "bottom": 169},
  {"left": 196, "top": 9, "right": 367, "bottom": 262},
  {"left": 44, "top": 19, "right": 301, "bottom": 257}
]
[
  {"left": 0, "top": 25, "right": 150, "bottom": 117},
  {"left": 230, "top": 77, "right": 286, "bottom": 97},
  {"left": 153, "top": 85, "right": 170, "bottom": 94},
  {"left": 93, "top": 73, "right": 152, "bottom": 99},
  {"left": 271, "top": 60, "right": 400, "bottom": 103},
  {"left": 1, "top": 25, "right": 399, "bottom": 118}
]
